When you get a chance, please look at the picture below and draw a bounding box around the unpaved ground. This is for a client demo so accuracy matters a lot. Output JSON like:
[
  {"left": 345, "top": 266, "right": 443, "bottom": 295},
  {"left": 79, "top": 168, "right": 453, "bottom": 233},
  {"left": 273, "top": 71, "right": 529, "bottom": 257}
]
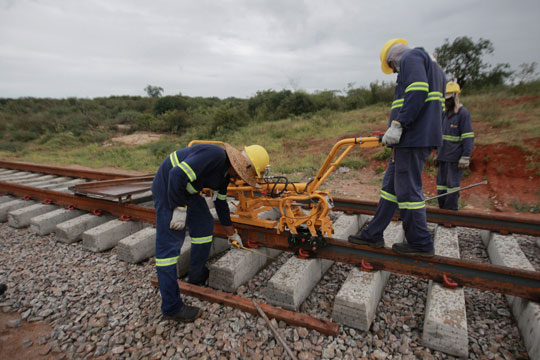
[
  {"left": 110, "top": 132, "right": 164, "bottom": 146},
  {"left": 0, "top": 311, "right": 57, "bottom": 359}
]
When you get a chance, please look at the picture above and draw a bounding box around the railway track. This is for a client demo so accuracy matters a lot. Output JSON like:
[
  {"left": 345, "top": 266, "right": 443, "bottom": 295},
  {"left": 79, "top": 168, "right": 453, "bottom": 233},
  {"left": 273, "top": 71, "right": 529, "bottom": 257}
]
[{"left": 0, "top": 161, "right": 539, "bottom": 359}]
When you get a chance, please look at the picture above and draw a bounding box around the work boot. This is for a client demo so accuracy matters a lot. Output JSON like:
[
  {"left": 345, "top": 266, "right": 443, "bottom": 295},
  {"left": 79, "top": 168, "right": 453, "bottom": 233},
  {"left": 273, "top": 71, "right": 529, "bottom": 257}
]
[
  {"left": 348, "top": 234, "right": 384, "bottom": 248},
  {"left": 164, "top": 305, "right": 202, "bottom": 323},
  {"left": 188, "top": 266, "right": 209, "bottom": 286},
  {"left": 0, "top": 283, "right": 6, "bottom": 296},
  {"left": 392, "top": 242, "right": 434, "bottom": 257}
]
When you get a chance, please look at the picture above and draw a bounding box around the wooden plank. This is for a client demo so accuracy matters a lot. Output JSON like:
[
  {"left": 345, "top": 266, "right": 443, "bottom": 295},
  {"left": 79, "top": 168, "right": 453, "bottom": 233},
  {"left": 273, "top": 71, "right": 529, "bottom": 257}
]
[{"left": 150, "top": 278, "right": 339, "bottom": 336}]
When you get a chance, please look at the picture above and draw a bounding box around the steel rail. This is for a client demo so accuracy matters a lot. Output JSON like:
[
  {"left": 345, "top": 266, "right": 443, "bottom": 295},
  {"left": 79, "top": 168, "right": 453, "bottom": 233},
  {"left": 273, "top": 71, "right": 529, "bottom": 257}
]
[
  {"left": 331, "top": 197, "right": 540, "bottom": 236},
  {"left": 2, "top": 160, "right": 539, "bottom": 236},
  {"left": 3, "top": 181, "right": 538, "bottom": 301},
  {"left": 0, "top": 160, "right": 149, "bottom": 180}
]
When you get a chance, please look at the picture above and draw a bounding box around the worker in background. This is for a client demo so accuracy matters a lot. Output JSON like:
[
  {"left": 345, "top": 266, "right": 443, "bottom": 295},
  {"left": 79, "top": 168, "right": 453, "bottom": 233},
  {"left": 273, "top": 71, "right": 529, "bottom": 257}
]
[
  {"left": 349, "top": 38, "right": 446, "bottom": 257},
  {"left": 435, "top": 82, "right": 474, "bottom": 210},
  {"left": 152, "top": 142, "right": 269, "bottom": 322}
]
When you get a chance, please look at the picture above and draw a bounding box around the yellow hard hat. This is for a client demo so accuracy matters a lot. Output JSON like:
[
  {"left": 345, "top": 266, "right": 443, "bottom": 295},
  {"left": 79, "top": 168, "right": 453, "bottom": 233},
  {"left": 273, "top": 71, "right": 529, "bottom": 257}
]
[
  {"left": 380, "top": 38, "right": 408, "bottom": 74},
  {"left": 446, "top": 82, "right": 461, "bottom": 97},
  {"left": 244, "top": 145, "right": 269, "bottom": 177}
]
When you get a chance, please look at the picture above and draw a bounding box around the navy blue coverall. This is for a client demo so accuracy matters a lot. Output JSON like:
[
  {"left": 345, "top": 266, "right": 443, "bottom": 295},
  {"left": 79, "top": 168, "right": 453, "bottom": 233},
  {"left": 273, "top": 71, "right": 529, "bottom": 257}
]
[
  {"left": 151, "top": 144, "right": 232, "bottom": 316},
  {"left": 360, "top": 48, "right": 446, "bottom": 252},
  {"left": 436, "top": 106, "right": 474, "bottom": 210}
]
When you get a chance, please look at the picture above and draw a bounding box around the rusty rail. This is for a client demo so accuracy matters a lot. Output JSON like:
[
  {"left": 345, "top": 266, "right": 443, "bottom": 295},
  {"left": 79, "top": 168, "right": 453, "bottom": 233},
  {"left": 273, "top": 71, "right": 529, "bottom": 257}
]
[
  {"left": 331, "top": 197, "right": 540, "bottom": 237},
  {"left": 150, "top": 279, "right": 339, "bottom": 336},
  {"left": 3, "top": 182, "right": 538, "bottom": 301},
  {"left": 0, "top": 160, "right": 149, "bottom": 180}
]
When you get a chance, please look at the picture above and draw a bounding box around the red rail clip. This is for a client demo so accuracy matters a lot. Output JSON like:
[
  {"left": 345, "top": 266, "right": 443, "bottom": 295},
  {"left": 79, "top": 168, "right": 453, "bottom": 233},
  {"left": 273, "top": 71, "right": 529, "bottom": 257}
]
[
  {"left": 65, "top": 204, "right": 76, "bottom": 210},
  {"left": 22, "top": 195, "right": 32, "bottom": 201},
  {"left": 119, "top": 214, "right": 131, "bottom": 222},
  {"left": 442, "top": 274, "right": 458, "bottom": 289},
  {"left": 360, "top": 259, "right": 374, "bottom": 272},
  {"left": 42, "top": 199, "right": 53, "bottom": 205},
  {"left": 298, "top": 248, "right": 310, "bottom": 259},
  {"left": 246, "top": 239, "right": 259, "bottom": 249},
  {"left": 92, "top": 209, "right": 103, "bottom": 216}
]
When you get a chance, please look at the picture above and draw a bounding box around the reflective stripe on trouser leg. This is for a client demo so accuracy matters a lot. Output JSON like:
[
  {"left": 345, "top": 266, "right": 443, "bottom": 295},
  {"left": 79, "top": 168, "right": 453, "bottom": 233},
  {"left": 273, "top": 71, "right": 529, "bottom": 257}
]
[
  {"left": 186, "top": 194, "right": 214, "bottom": 283},
  {"left": 436, "top": 161, "right": 463, "bottom": 210},
  {"left": 361, "top": 158, "right": 398, "bottom": 242},
  {"left": 436, "top": 162, "right": 449, "bottom": 209},
  {"left": 154, "top": 198, "right": 186, "bottom": 316},
  {"left": 395, "top": 147, "right": 433, "bottom": 252}
]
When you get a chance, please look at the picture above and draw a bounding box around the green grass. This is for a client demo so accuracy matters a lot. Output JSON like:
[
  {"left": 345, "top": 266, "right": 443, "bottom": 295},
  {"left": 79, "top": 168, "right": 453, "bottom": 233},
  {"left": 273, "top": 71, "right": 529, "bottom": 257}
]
[
  {"left": 511, "top": 200, "right": 540, "bottom": 213},
  {"left": 1, "top": 93, "right": 538, "bottom": 180}
]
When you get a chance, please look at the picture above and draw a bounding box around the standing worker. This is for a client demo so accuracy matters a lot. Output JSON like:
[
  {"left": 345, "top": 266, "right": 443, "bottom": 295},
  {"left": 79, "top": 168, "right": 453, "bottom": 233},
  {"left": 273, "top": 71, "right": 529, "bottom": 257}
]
[
  {"left": 349, "top": 38, "right": 446, "bottom": 257},
  {"left": 152, "top": 142, "right": 269, "bottom": 322},
  {"left": 435, "top": 82, "right": 474, "bottom": 210}
]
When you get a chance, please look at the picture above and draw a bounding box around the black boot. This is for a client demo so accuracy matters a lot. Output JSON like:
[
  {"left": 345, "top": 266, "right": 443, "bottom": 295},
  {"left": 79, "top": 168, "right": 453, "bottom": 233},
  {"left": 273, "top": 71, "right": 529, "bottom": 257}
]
[
  {"left": 164, "top": 305, "right": 202, "bottom": 323},
  {"left": 392, "top": 242, "right": 434, "bottom": 257},
  {"left": 348, "top": 234, "right": 384, "bottom": 248},
  {"left": 0, "top": 284, "right": 6, "bottom": 296},
  {"left": 188, "top": 266, "right": 209, "bottom": 286}
]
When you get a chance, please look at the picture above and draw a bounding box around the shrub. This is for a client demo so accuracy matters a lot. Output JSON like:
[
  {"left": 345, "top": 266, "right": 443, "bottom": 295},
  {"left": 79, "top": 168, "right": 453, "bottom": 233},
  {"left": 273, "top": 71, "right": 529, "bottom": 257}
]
[
  {"left": 154, "top": 96, "right": 187, "bottom": 115},
  {"left": 114, "top": 110, "right": 141, "bottom": 125},
  {"left": 162, "top": 109, "right": 189, "bottom": 134}
]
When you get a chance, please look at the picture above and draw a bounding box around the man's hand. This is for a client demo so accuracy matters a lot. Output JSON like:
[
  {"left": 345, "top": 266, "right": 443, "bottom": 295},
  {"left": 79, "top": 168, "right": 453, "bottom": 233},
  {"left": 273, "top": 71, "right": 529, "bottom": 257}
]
[
  {"left": 458, "top": 156, "right": 470, "bottom": 169},
  {"left": 382, "top": 121, "right": 402, "bottom": 146},
  {"left": 170, "top": 207, "right": 187, "bottom": 230},
  {"left": 228, "top": 231, "right": 243, "bottom": 248}
]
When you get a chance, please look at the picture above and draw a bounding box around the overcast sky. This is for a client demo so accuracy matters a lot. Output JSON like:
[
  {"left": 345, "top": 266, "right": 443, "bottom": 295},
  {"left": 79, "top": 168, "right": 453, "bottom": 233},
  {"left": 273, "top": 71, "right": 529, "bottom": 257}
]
[{"left": 1, "top": 0, "right": 539, "bottom": 99}]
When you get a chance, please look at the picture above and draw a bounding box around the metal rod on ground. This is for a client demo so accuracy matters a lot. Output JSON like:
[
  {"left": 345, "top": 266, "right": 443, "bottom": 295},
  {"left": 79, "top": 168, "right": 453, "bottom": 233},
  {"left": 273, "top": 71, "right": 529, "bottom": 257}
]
[
  {"left": 425, "top": 180, "right": 488, "bottom": 202},
  {"left": 252, "top": 299, "right": 297, "bottom": 360}
]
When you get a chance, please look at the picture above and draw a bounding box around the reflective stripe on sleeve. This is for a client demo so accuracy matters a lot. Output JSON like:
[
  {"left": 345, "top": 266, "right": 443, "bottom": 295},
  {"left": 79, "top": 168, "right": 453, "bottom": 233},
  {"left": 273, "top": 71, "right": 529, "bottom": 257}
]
[
  {"left": 391, "top": 99, "right": 404, "bottom": 109},
  {"left": 405, "top": 82, "right": 429, "bottom": 93},
  {"left": 442, "top": 135, "right": 461, "bottom": 142},
  {"left": 186, "top": 183, "right": 198, "bottom": 194},
  {"left": 461, "top": 132, "right": 474, "bottom": 139},
  {"left": 179, "top": 161, "right": 197, "bottom": 182},
  {"left": 216, "top": 193, "right": 227, "bottom": 201},
  {"left": 169, "top": 152, "right": 180, "bottom": 167}
]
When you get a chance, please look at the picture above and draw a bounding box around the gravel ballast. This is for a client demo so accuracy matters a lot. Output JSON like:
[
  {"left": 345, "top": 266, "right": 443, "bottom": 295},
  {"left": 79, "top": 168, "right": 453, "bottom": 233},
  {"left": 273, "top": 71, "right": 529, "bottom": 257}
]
[{"left": 0, "top": 222, "right": 534, "bottom": 359}]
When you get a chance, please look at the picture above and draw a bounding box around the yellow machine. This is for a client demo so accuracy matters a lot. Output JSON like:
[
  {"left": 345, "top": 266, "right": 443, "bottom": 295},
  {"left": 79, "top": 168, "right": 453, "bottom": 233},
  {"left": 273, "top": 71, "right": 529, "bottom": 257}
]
[{"left": 189, "top": 137, "right": 381, "bottom": 257}]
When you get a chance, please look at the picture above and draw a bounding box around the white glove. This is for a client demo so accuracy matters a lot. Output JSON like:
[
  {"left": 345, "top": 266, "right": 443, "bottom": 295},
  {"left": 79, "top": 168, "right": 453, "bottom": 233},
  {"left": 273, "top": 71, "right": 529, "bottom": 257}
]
[
  {"left": 228, "top": 231, "right": 243, "bottom": 248},
  {"left": 169, "top": 207, "right": 187, "bottom": 230},
  {"left": 458, "top": 156, "right": 470, "bottom": 169},
  {"left": 382, "top": 121, "right": 402, "bottom": 146}
]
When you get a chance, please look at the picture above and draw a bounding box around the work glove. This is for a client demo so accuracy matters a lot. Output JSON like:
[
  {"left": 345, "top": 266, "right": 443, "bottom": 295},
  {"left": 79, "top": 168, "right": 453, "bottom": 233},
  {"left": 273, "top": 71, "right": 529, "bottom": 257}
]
[
  {"left": 458, "top": 156, "right": 470, "bottom": 169},
  {"left": 433, "top": 157, "right": 439, "bottom": 167},
  {"left": 382, "top": 121, "right": 402, "bottom": 146},
  {"left": 228, "top": 231, "right": 243, "bottom": 248},
  {"left": 169, "top": 207, "right": 187, "bottom": 230}
]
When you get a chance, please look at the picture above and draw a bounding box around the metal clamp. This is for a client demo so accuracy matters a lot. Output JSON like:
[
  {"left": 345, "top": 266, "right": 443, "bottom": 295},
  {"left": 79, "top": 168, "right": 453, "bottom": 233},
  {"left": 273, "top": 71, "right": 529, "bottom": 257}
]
[
  {"left": 442, "top": 274, "right": 458, "bottom": 289},
  {"left": 360, "top": 259, "right": 374, "bottom": 272}
]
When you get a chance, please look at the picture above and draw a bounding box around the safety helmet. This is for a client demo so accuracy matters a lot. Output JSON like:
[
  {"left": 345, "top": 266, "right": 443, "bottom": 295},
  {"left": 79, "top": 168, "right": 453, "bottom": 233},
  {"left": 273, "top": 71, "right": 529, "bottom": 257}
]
[
  {"left": 380, "top": 38, "right": 408, "bottom": 74},
  {"left": 224, "top": 143, "right": 269, "bottom": 188},
  {"left": 244, "top": 145, "right": 269, "bottom": 177},
  {"left": 446, "top": 82, "right": 461, "bottom": 96}
]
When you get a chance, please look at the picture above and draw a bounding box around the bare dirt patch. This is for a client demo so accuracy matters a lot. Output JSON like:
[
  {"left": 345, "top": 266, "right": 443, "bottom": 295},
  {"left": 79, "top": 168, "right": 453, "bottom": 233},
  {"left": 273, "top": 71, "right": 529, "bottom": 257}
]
[
  {"left": 110, "top": 132, "right": 164, "bottom": 146},
  {"left": 321, "top": 141, "right": 540, "bottom": 219},
  {"left": 0, "top": 311, "right": 56, "bottom": 359}
]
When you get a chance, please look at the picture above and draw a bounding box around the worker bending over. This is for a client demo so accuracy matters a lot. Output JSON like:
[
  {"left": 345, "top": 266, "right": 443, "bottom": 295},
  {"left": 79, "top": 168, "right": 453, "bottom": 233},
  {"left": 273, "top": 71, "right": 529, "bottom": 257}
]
[
  {"left": 435, "top": 82, "right": 474, "bottom": 210},
  {"left": 152, "top": 142, "right": 269, "bottom": 322},
  {"left": 349, "top": 38, "right": 446, "bottom": 257}
]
